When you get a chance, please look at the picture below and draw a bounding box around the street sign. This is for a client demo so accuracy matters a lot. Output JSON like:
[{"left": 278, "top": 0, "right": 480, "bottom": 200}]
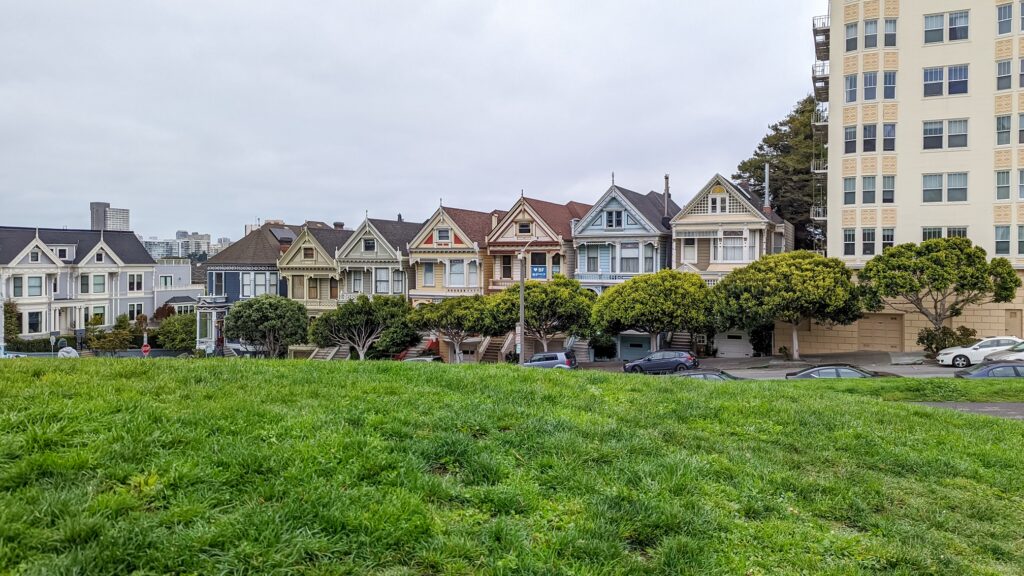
[
  {"left": 530, "top": 265, "right": 547, "bottom": 280},
  {"left": 141, "top": 344, "right": 152, "bottom": 358}
]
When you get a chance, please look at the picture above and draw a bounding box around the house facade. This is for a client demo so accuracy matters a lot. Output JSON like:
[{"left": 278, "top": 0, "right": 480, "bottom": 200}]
[
  {"left": 336, "top": 216, "right": 422, "bottom": 301},
  {"left": 153, "top": 258, "right": 204, "bottom": 317},
  {"left": 407, "top": 206, "right": 502, "bottom": 306},
  {"left": 0, "top": 227, "right": 156, "bottom": 338},
  {"left": 278, "top": 225, "right": 353, "bottom": 318}
]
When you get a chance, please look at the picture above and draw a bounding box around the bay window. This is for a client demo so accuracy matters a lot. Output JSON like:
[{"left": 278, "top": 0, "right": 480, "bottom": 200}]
[
  {"left": 586, "top": 246, "right": 598, "bottom": 273},
  {"left": 682, "top": 239, "right": 696, "bottom": 262},
  {"left": 28, "top": 276, "right": 42, "bottom": 297},
  {"left": 374, "top": 268, "right": 390, "bottom": 293},
  {"left": 93, "top": 275, "right": 105, "bottom": 294},
  {"left": 467, "top": 262, "right": 478, "bottom": 287},
  {"left": 241, "top": 272, "right": 252, "bottom": 298},
  {"left": 392, "top": 270, "right": 404, "bottom": 293},
  {"left": 423, "top": 262, "right": 435, "bottom": 286},
  {"left": 449, "top": 260, "right": 465, "bottom": 286},
  {"left": 721, "top": 233, "right": 745, "bottom": 262},
  {"left": 620, "top": 243, "right": 640, "bottom": 273},
  {"left": 643, "top": 244, "right": 655, "bottom": 273},
  {"left": 254, "top": 273, "right": 267, "bottom": 296}
]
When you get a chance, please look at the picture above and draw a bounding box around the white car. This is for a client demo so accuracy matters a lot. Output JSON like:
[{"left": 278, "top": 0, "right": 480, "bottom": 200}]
[
  {"left": 937, "top": 337, "right": 1024, "bottom": 368},
  {"left": 985, "top": 341, "right": 1024, "bottom": 362}
]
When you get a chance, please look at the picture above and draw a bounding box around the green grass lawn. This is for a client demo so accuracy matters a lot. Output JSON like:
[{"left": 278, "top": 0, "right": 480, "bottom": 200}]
[{"left": 1, "top": 360, "right": 1023, "bottom": 575}]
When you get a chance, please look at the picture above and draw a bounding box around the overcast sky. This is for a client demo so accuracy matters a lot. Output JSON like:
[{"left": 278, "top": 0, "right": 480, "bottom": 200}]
[{"left": 1, "top": 1, "right": 819, "bottom": 241}]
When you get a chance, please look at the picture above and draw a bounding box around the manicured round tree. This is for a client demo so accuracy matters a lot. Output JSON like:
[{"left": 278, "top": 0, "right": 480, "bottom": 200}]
[
  {"left": 309, "top": 295, "right": 412, "bottom": 360},
  {"left": 411, "top": 295, "right": 493, "bottom": 363},
  {"left": 224, "top": 295, "right": 308, "bottom": 358},
  {"left": 489, "top": 275, "right": 596, "bottom": 353}
]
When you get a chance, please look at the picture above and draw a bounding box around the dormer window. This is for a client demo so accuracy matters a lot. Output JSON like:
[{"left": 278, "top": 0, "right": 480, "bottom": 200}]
[
  {"left": 605, "top": 211, "right": 623, "bottom": 229},
  {"left": 57, "top": 248, "right": 68, "bottom": 260},
  {"left": 436, "top": 228, "right": 451, "bottom": 242},
  {"left": 363, "top": 238, "right": 375, "bottom": 252},
  {"left": 95, "top": 252, "right": 105, "bottom": 263},
  {"left": 517, "top": 222, "right": 532, "bottom": 235},
  {"left": 302, "top": 247, "right": 314, "bottom": 259},
  {"left": 709, "top": 197, "right": 728, "bottom": 214},
  {"left": 30, "top": 251, "right": 39, "bottom": 263}
]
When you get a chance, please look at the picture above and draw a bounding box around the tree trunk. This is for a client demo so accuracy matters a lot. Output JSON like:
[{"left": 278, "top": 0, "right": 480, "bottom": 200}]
[
  {"left": 650, "top": 333, "right": 658, "bottom": 353},
  {"left": 356, "top": 346, "right": 367, "bottom": 360},
  {"left": 790, "top": 322, "right": 801, "bottom": 361},
  {"left": 452, "top": 337, "right": 464, "bottom": 364},
  {"left": 540, "top": 337, "right": 549, "bottom": 352}
]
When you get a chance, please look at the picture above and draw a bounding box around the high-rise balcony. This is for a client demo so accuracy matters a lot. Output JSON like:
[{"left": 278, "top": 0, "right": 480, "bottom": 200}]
[
  {"left": 810, "top": 206, "right": 828, "bottom": 221},
  {"left": 812, "top": 103, "right": 829, "bottom": 139},
  {"left": 813, "top": 15, "right": 831, "bottom": 61},
  {"left": 811, "top": 158, "right": 828, "bottom": 174},
  {"left": 812, "top": 61, "right": 830, "bottom": 101}
]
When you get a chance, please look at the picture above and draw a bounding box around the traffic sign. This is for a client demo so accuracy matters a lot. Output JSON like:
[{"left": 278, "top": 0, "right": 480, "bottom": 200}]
[{"left": 141, "top": 344, "right": 152, "bottom": 357}]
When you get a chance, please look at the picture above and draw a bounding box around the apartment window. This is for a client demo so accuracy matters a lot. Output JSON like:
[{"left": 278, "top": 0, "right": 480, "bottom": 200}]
[
  {"left": 844, "top": 177, "right": 856, "bottom": 205},
  {"left": 1021, "top": 1, "right": 1024, "bottom": 31},
  {"left": 720, "top": 234, "right": 745, "bottom": 262},
  {"left": 241, "top": 272, "right": 252, "bottom": 298},
  {"left": 922, "top": 227, "right": 944, "bottom": 241},
  {"left": 12, "top": 277, "right": 22, "bottom": 297},
  {"left": 92, "top": 306, "right": 105, "bottom": 325},
  {"left": 948, "top": 65, "right": 968, "bottom": 94},
  {"left": 213, "top": 272, "right": 224, "bottom": 296},
  {"left": 883, "top": 71, "right": 896, "bottom": 99},
  {"left": 998, "top": 60, "right": 1012, "bottom": 91},
  {"left": 351, "top": 271, "right": 363, "bottom": 293},
  {"left": 845, "top": 74, "right": 857, "bottom": 103},
  {"left": 26, "top": 276, "right": 42, "bottom": 297},
  {"left": 92, "top": 275, "right": 105, "bottom": 294},
  {"left": 884, "top": 18, "right": 897, "bottom": 46},
  {"left": 863, "top": 125, "right": 877, "bottom": 152},
  {"left": 1018, "top": 226, "right": 1024, "bottom": 254},
  {"left": 923, "top": 67, "right": 943, "bottom": 96},
  {"left": 947, "top": 120, "right": 967, "bottom": 148},
  {"left": 550, "top": 254, "right": 561, "bottom": 275},
  {"left": 26, "top": 311, "right": 41, "bottom": 334},
  {"left": 329, "top": 278, "right": 338, "bottom": 300},
  {"left": 883, "top": 123, "right": 896, "bottom": 151},
  {"left": 620, "top": 242, "right": 640, "bottom": 273},
  {"left": 996, "top": 226, "right": 1011, "bottom": 255},
  {"left": 127, "top": 303, "right": 142, "bottom": 321},
  {"left": 517, "top": 222, "right": 532, "bottom": 235},
  {"left": 30, "top": 251, "right": 40, "bottom": 263},
  {"left": 947, "top": 227, "right": 968, "bottom": 239},
  {"left": 57, "top": 248, "right": 67, "bottom": 260},
  {"left": 436, "top": 228, "right": 450, "bottom": 242},
  {"left": 586, "top": 246, "right": 599, "bottom": 272},
  {"left": 843, "top": 229, "right": 856, "bottom": 256},
  {"left": 864, "top": 72, "right": 877, "bottom": 101},
  {"left": 882, "top": 176, "right": 895, "bottom": 203},
  {"left": 844, "top": 126, "right": 857, "bottom": 153},
  {"left": 305, "top": 277, "right": 316, "bottom": 300},
  {"left": 882, "top": 228, "right": 895, "bottom": 250},
  {"left": 682, "top": 239, "right": 696, "bottom": 262},
  {"left": 392, "top": 270, "right": 404, "bottom": 293},
  {"left": 449, "top": 260, "right": 465, "bottom": 286},
  {"left": 302, "top": 247, "right": 314, "bottom": 259},
  {"left": 422, "top": 262, "right": 435, "bottom": 287},
  {"left": 95, "top": 252, "right": 104, "bottom": 263},
  {"left": 501, "top": 255, "right": 513, "bottom": 279},
  {"left": 999, "top": 4, "right": 1013, "bottom": 35},
  {"left": 374, "top": 268, "right": 390, "bottom": 293},
  {"left": 998, "top": 115, "right": 1012, "bottom": 145},
  {"left": 254, "top": 273, "right": 266, "bottom": 296},
  {"left": 947, "top": 173, "right": 968, "bottom": 202},
  {"left": 998, "top": 171, "right": 1011, "bottom": 200},
  {"left": 862, "top": 229, "right": 877, "bottom": 256},
  {"left": 605, "top": 210, "right": 623, "bottom": 229},
  {"left": 269, "top": 273, "right": 278, "bottom": 295},
  {"left": 863, "top": 19, "right": 878, "bottom": 49},
  {"left": 923, "top": 121, "right": 944, "bottom": 149},
  {"left": 128, "top": 273, "right": 143, "bottom": 292},
  {"left": 710, "top": 196, "right": 728, "bottom": 213},
  {"left": 863, "top": 176, "right": 877, "bottom": 204},
  {"left": 160, "top": 275, "right": 172, "bottom": 288},
  {"left": 1018, "top": 170, "right": 1024, "bottom": 199},
  {"left": 77, "top": 275, "right": 88, "bottom": 295},
  {"left": 1019, "top": 114, "right": 1024, "bottom": 144},
  {"left": 643, "top": 244, "right": 655, "bottom": 273},
  {"left": 925, "top": 14, "right": 944, "bottom": 43},
  {"left": 846, "top": 22, "right": 858, "bottom": 51},
  {"left": 923, "top": 174, "right": 944, "bottom": 202},
  {"left": 362, "top": 238, "right": 375, "bottom": 252},
  {"left": 949, "top": 11, "right": 969, "bottom": 41}
]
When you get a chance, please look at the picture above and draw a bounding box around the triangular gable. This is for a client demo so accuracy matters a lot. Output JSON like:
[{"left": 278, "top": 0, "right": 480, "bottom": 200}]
[
  {"left": 78, "top": 238, "right": 127, "bottom": 267},
  {"left": 410, "top": 208, "right": 475, "bottom": 251},
  {"left": 278, "top": 227, "right": 336, "bottom": 267},
  {"left": 9, "top": 237, "right": 64, "bottom": 268},
  {"left": 486, "top": 198, "right": 560, "bottom": 244},
  {"left": 336, "top": 219, "right": 402, "bottom": 260},
  {"left": 672, "top": 174, "right": 768, "bottom": 223},
  {"left": 573, "top": 186, "right": 658, "bottom": 236}
]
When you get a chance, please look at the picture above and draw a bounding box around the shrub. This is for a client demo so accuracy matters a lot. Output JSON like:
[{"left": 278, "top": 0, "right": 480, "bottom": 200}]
[
  {"left": 589, "top": 333, "right": 617, "bottom": 360},
  {"left": 917, "top": 326, "right": 978, "bottom": 358}
]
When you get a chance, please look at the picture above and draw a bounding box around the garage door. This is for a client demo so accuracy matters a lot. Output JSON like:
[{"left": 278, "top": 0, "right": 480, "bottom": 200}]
[
  {"left": 620, "top": 335, "right": 651, "bottom": 361},
  {"left": 716, "top": 331, "right": 754, "bottom": 358},
  {"left": 858, "top": 314, "right": 903, "bottom": 352}
]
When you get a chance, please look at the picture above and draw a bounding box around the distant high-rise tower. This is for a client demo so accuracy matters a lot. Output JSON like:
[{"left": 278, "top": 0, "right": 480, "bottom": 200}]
[{"left": 89, "top": 202, "right": 130, "bottom": 231}]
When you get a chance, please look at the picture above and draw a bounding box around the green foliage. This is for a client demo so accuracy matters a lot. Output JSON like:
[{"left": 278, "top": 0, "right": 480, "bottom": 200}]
[
  {"left": 113, "top": 314, "right": 131, "bottom": 332},
  {"left": 309, "top": 295, "right": 411, "bottom": 360},
  {"left": 735, "top": 95, "right": 822, "bottom": 249},
  {"left": 3, "top": 300, "right": 18, "bottom": 343},
  {"left": 716, "top": 251, "right": 862, "bottom": 359},
  {"left": 5, "top": 337, "right": 73, "bottom": 353},
  {"left": 860, "top": 237, "right": 1022, "bottom": 332},
  {"left": 748, "top": 323, "right": 776, "bottom": 357},
  {"left": 588, "top": 332, "right": 617, "bottom": 360},
  {"left": 411, "top": 296, "right": 494, "bottom": 363},
  {"left": 916, "top": 326, "right": 979, "bottom": 358},
  {"left": 2, "top": 359, "right": 1024, "bottom": 573},
  {"left": 133, "top": 314, "right": 149, "bottom": 336},
  {"left": 490, "top": 276, "right": 595, "bottom": 352},
  {"left": 224, "top": 295, "right": 308, "bottom": 358},
  {"left": 87, "top": 325, "right": 133, "bottom": 356},
  {"left": 368, "top": 317, "right": 422, "bottom": 360},
  {"left": 592, "top": 270, "right": 716, "bottom": 340},
  {"left": 157, "top": 313, "right": 198, "bottom": 351}
]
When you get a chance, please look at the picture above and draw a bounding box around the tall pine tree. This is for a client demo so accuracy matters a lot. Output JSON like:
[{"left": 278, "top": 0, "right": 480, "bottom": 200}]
[{"left": 734, "top": 95, "right": 824, "bottom": 250}]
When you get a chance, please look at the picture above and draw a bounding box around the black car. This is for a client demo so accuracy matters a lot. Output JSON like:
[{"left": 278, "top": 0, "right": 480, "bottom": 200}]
[
  {"left": 955, "top": 361, "right": 1024, "bottom": 379},
  {"left": 670, "top": 369, "right": 743, "bottom": 381},
  {"left": 785, "top": 364, "right": 899, "bottom": 379},
  {"left": 624, "top": 351, "right": 699, "bottom": 374}
]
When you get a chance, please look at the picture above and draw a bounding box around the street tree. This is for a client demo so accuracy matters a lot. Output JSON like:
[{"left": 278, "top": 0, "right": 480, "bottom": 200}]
[
  {"left": 859, "top": 237, "right": 1021, "bottom": 337},
  {"left": 591, "top": 270, "right": 714, "bottom": 352},
  {"left": 490, "top": 275, "right": 596, "bottom": 352},
  {"left": 157, "top": 313, "right": 198, "bottom": 351},
  {"left": 411, "top": 295, "right": 493, "bottom": 363},
  {"left": 224, "top": 295, "right": 308, "bottom": 358},
  {"left": 715, "top": 251, "right": 862, "bottom": 360},
  {"left": 308, "top": 295, "right": 412, "bottom": 360}
]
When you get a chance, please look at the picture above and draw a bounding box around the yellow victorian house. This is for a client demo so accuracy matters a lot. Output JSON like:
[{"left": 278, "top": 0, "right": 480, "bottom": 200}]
[{"left": 277, "top": 223, "right": 353, "bottom": 318}]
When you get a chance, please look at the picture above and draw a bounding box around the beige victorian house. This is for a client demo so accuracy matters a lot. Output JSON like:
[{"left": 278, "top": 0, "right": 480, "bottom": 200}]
[
  {"left": 277, "top": 224, "right": 353, "bottom": 318},
  {"left": 407, "top": 206, "right": 503, "bottom": 306}
]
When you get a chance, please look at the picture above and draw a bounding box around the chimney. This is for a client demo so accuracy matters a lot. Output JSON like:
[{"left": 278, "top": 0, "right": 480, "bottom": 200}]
[
  {"left": 663, "top": 174, "right": 670, "bottom": 216},
  {"left": 397, "top": 213, "right": 403, "bottom": 223},
  {"left": 763, "top": 164, "right": 774, "bottom": 216},
  {"left": 333, "top": 222, "right": 345, "bottom": 230}
]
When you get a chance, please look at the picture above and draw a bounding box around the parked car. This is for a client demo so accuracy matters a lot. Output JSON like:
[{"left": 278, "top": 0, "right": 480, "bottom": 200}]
[
  {"left": 786, "top": 364, "right": 899, "bottom": 379},
  {"left": 955, "top": 361, "right": 1024, "bottom": 379},
  {"left": 0, "top": 352, "right": 26, "bottom": 359},
  {"left": 403, "top": 356, "right": 444, "bottom": 363},
  {"left": 524, "top": 350, "right": 577, "bottom": 369},
  {"left": 936, "top": 337, "right": 1024, "bottom": 368},
  {"left": 624, "top": 351, "right": 699, "bottom": 374},
  {"left": 984, "top": 341, "right": 1024, "bottom": 362},
  {"left": 670, "top": 369, "right": 743, "bottom": 381}
]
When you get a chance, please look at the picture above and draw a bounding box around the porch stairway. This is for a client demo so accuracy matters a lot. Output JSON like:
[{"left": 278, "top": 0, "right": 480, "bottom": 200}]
[
  {"left": 310, "top": 346, "right": 340, "bottom": 361},
  {"left": 662, "top": 332, "right": 693, "bottom": 353},
  {"left": 222, "top": 347, "right": 238, "bottom": 358},
  {"left": 570, "top": 338, "right": 590, "bottom": 362},
  {"left": 401, "top": 334, "right": 434, "bottom": 360},
  {"left": 480, "top": 332, "right": 515, "bottom": 364}
]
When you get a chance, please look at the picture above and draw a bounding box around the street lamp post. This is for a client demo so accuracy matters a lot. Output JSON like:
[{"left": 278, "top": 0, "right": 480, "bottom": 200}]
[
  {"left": 0, "top": 273, "right": 5, "bottom": 359},
  {"left": 517, "top": 239, "right": 536, "bottom": 366}
]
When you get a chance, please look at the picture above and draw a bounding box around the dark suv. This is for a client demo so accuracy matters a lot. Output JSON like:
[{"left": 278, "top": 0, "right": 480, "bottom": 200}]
[{"left": 624, "top": 351, "right": 699, "bottom": 374}]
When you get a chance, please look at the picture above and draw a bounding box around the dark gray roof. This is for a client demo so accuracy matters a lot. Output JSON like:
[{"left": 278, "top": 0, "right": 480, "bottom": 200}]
[
  {"left": 308, "top": 227, "right": 354, "bottom": 257},
  {"left": 368, "top": 218, "right": 424, "bottom": 256},
  {"left": 206, "top": 222, "right": 304, "bottom": 267},
  {"left": 164, "top": 295, "right": 197, "bottom": 305},
  {"left": 0, "top": 226, "right": 155, "bottom": 266},
  {"left": 727, "top": 180, "right": 786, "bottom": 225},
  {"left": 612, "top": 186, "right": 681, "bottom": 233}
]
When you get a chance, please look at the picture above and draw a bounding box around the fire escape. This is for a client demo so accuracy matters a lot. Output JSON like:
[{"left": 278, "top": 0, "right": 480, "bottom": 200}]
[{"left": 810, "top": 12, "right": 830, "bottom": 251}]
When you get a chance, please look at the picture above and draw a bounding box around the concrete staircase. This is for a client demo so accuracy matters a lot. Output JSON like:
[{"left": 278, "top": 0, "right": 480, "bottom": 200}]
[
  {"left": 571, "top": 338, "right": 591, "bottom": 362},
  {"left": 222, "top": 346, "right": 238, "bottom": 358},
  {"left": 480, "top": 336, "right": 504, "bottom": 363},
  {"left": 662, "top": 332, "right": 693, "bottom": 353},
  {"left": 309, "top": 346, "right": 350, "bottom": 361},
  {"left": 401, "top": 334, "right": 434, "bottom": 360}
]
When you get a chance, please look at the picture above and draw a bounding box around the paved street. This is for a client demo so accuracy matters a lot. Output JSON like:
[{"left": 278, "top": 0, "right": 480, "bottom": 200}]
[{"left": 915, "top": 403, "right": 1024, "bottom": 420}]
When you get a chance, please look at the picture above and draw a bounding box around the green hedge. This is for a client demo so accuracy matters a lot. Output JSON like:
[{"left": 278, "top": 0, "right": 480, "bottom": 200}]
[{"left": 4, "top": 336, "right": 75, "bottom": 353}]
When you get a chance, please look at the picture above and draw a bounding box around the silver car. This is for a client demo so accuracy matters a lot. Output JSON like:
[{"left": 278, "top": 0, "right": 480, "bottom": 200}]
[{"left": 523, "top": 350, "right": 578, "bottom": 369}]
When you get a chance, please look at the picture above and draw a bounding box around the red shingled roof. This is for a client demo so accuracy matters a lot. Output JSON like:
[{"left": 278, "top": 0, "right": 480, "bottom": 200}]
[
  {"left": 523, "top": 197, "right": 592, "bottom": 239},
  {"left": 442, "top": 206, "right": 504, "bottom": 245}
]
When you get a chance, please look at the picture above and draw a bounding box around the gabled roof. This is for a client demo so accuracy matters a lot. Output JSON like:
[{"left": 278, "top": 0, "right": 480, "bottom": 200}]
[
  {"left": 206, "top": 222, "right": 305, "bottom": 267},
  {"left": 441, "top": 207, "right": 503, "bottom": 244},
  {"left": 521, "top": 197, "right": 592, "bottom": 239},
  {"left": 366, "top": 218, "right": 424, "bottom": 256},
  {"left": 676, "top": 174, "right": 786, "bottom": 225},
  {"left": 0, "top": 226, "right": 155, "bottom": 266},
  {"left": 582, "top": 185, "right": 680, "bottom": 234},
  {"left": 308, "top": 227, "right": 354, "bottom": 257}
]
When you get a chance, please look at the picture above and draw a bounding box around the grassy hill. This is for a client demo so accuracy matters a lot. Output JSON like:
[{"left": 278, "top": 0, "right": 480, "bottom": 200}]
[{"left": 1, "top": 360, "right": 1023, "bottom": 575}]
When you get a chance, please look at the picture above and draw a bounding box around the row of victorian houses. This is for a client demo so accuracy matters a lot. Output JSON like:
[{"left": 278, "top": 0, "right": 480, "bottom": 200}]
[{"left": 195, "top": 174, "right": 795, "bottom": 361}]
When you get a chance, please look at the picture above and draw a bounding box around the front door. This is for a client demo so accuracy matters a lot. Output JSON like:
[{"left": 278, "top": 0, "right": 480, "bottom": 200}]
[{"left": 1006, "top": 310, "right": 1023, "bottom": 339}]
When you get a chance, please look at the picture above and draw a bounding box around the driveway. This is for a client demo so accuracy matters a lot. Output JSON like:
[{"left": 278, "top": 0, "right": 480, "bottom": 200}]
[{"left": 914, "top": 403, "right": 1024, "bottom": 420}]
